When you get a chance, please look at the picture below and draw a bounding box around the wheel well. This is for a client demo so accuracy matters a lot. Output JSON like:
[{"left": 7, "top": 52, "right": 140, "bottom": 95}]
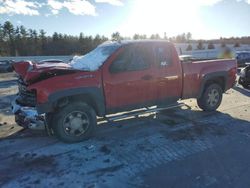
[
  {"left": 55, "top": 94, "right": 100, "bottom": 116},
  {"left": 204, "top": 76, "right": 225, "bottom": 91}
]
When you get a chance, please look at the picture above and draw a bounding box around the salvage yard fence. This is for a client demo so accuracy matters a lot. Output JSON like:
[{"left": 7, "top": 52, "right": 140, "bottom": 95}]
[{"left": 175, "top": 43, "right": 250, "bottom": 59}]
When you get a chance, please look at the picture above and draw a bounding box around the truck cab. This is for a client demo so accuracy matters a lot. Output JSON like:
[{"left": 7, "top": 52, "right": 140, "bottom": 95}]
[{"left": 102, "top": 41, "right": 182, "bottom": 112}]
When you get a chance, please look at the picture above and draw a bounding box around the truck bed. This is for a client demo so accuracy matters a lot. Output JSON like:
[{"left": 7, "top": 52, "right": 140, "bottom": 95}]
[{"left": 181, "top": 59, "right": 237, "bottom": 98}]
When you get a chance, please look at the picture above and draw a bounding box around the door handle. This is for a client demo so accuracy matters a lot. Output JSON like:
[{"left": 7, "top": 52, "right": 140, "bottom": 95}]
[{"left": 141, "top": 75, "right": 153, "bottom": 80}]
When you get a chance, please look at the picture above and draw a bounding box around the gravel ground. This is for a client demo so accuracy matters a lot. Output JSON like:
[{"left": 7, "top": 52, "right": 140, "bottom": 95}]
[{"left": 0, "top": 72, "right": 249, "bottom": 188}]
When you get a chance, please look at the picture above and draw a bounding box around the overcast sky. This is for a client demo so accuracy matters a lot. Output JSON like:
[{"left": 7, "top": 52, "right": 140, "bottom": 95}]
[{"left": 0, "top": 0, "right": 250, "bottom": 39}]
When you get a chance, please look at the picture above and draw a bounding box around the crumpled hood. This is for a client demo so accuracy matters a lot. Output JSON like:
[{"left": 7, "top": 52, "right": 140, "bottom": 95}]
[{"left": 13, "top": 61, "right": 79, "bottom": 84}]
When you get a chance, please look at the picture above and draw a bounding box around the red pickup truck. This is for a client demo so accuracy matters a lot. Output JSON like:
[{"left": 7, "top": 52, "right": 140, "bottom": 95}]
[{"left": 12, "top": 40, "right": 237, "bottom": 142}]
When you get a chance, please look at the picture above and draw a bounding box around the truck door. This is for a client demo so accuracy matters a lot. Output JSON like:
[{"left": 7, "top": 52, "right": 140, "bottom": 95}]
[
  {"left": 102, "top": 44, "right": 157, "bottom": 110},
  {"left": 153, "top": 43, "right": 182, "bottom": 104}
]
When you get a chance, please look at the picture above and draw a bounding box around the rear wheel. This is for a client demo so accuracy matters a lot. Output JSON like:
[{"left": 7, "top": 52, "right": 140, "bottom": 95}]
[
  {"left": 52, "top": 102, "right": 97, "bottom": 143},
  {"left": 197, "top": 83, "right": 223, "bottom": 111},
  {"left": 241, "top": 82, "right": 249, "bottom": 89}
]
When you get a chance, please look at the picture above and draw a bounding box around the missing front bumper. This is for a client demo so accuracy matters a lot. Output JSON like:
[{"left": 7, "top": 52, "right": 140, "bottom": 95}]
[{"left": 11, "top": 99, "right": 45, "bottom": 130}]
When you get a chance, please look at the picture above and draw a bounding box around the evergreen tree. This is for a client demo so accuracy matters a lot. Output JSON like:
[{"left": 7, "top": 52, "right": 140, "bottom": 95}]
[
  {"left": 150, "top": 34, "right": 160, "bottom": 39},
  {"left": 111, "top": 32, "right": 121, "bottom": 41},
  {"left": 0, "top": 24, "right": 6, "bottom": 55},
  {"left": 1, "top": 20, "right": 250, "bottom": 57},
  {"left": 3, "top": 21, "right": 15, "bottom": 55},
  {"left": 39, "top": 29, "right": 47, "bottom": 55},
  {"left": 186, "top": 32, "right": 192, "bottom": 41},
  {"left": 133, "top": 34, "right": 140, "bottom": 40}
]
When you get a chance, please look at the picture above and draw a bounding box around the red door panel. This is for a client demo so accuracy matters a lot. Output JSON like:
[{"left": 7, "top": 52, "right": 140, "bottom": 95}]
[
  {"left": 103, "top": 69, "right": 156, "bottom": 108},
  {"left": 153, "top": 44, "right": 182, "bottom": 101},
  {"left": 102, "top": 44, "right": 157, "bottom": 109}
]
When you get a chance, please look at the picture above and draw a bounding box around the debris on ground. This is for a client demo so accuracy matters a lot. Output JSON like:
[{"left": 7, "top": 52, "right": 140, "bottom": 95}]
[{"left": 99, "top": 145, "right": 111, "bottom": 155}]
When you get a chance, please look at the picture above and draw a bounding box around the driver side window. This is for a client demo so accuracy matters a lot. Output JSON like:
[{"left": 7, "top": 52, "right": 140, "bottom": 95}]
[
  {"left": 109, "top": 47, "right": 131, "bottom": 73},
  {"left": 109, "top": 45, "right": 150, "bottom": 73}
]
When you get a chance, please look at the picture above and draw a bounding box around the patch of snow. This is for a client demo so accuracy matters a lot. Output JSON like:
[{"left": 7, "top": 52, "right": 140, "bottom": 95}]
[
  {"left": 70, "top": 43, "right": 121, "bottom": 71},
  {"left": 36, "top": 62, "right": 71, "bottom": 68}
]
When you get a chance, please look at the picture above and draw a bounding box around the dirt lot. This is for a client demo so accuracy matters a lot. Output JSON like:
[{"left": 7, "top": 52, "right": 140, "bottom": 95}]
[{"left": 0, "top": 72, "right": 249, "bottom": 188}]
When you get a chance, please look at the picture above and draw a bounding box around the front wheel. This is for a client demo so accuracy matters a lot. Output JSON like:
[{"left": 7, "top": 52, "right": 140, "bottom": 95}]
[
  {"left": 52, "top": 102, "right": 97, "bottom": 143},
  {"left": 197, "top": 83, "right": 223, "bottom": 112}
]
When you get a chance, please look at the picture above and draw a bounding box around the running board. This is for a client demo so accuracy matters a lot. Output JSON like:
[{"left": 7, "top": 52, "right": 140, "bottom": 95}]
[{"left": 105, "top": 103, "right": 186, "bottom": 122}]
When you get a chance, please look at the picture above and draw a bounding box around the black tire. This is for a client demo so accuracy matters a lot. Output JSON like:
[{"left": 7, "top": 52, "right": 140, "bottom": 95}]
[
  {"left": 239, "top": 78, "right": 250, "bottom": 89},
  {"left": 52, "top": 102, "right": 97, "bottom": 143},
  {"left": 45, "top": 113, "right": 54, "bottom": 135},
  {"left": 241, "top": 82, "right": 250, "bottom": 89},
  {"left": 197, "top": 83, "right": 223, "bottom": 112},
  {"left": 7, "top": 66, "right": 13, "bottom": 72}
]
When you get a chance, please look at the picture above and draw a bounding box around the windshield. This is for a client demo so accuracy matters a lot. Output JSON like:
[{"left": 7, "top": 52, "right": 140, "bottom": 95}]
[{"left": 70, "top": 44, "right": 121, "bottom": 71}]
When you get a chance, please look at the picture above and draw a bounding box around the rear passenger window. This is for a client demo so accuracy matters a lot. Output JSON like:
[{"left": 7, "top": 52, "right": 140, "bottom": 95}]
[{"left": 155, "top": 45, "right": 172, "bottom": 67}]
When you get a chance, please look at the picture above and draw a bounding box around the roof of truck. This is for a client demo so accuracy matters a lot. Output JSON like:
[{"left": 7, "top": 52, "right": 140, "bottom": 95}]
[{"left": 99, "top": 40, "right": 171, "bottom": 47}]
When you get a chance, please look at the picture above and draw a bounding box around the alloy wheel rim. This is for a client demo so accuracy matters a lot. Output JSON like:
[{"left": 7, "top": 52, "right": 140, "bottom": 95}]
[
  {"left": 63, "top": 111, "right": 90, "bottom": 137},
  {"left": 207, "top": 89, "right": 220, "bottom": 107}
]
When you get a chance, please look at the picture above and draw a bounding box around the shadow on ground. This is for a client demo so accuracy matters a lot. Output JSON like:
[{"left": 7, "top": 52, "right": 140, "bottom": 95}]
[
  {"left": 0, "top": 94, "right": 17, "bottom": 116},
  {"left": 2, "top": 104, "right": 249, "bottom": 143},
  {"left": 233, "top": 85, "right": 250, "bottom": 97},
  {"left": 0, "top": 104, "right": 250, "bottom": 188},
  {"left": 0, "top": 79, "right": 17, "bottom": 89}
]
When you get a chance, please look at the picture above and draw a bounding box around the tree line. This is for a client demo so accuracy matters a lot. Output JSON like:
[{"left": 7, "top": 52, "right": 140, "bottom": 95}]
[
  {"left": 0, "top": 21, "right": 108, "bottom": 56},
  {"left": 111, "top": 31, "right": 192, "bottom": 43},
  {"left": 1, "top": 21, "right": 250, "bottom": 57}
]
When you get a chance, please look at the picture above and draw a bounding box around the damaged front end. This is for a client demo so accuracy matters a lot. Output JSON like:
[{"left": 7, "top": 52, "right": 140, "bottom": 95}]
[
  {"left": 11, "top": 60, "right": 78, "bottom": 130},
  {"left": 12, "top": 99, "right": 45, "bottom": 130},
  {"left": 11, "top": 78, "right": 46, "bottom": 130}
]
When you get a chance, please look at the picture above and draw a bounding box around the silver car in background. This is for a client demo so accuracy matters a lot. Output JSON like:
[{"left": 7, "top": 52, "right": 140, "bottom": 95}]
[{"left": 0, "top": 60, "right": 14, "bottom": 73}]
